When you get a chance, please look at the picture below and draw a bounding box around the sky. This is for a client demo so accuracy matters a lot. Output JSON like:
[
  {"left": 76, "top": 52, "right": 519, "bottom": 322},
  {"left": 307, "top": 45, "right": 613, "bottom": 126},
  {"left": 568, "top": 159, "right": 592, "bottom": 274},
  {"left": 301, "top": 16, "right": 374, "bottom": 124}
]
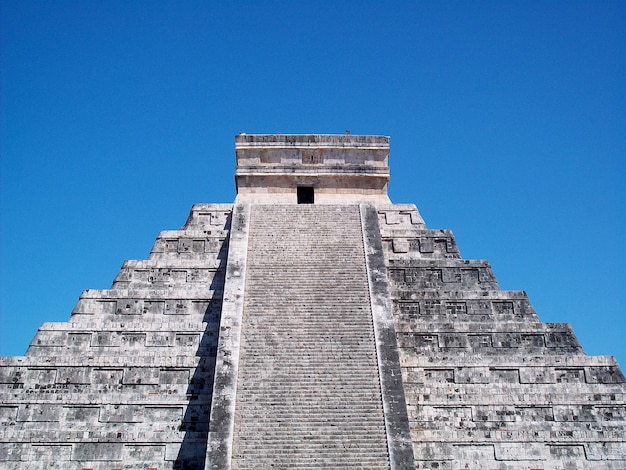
[{"left": 1, "top": 1, "right": 624, "bottom": 367}]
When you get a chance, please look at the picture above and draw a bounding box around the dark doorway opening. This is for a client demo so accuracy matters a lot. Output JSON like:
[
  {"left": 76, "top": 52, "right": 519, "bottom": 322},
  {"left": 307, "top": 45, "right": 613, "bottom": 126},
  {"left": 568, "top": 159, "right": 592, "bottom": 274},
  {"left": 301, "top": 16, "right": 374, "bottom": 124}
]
[{"left": 297, "top": 186, "right": 314, "bottom": 204}]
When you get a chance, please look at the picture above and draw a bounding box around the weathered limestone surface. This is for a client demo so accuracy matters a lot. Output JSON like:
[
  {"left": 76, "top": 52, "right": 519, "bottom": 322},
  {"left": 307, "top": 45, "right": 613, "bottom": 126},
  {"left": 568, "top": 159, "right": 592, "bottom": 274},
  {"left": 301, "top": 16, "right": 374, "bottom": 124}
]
[
  {"left": 0, "top": 204, "right": 233, "bottom": 470},
  {"left": 235, "top": 133, "right": 391, "bottom": 205},
  {"left": 206, "top": 203, "right": 250, "bottom": 469},
  {"left": 376, "top": 203, "right": 626, "bottom": 469},
  {"left": 2, "top": 134, "right": 625, "bottom": 470},
  {"left": 228, "top": 204, "right": 390, "bottom": 469}
]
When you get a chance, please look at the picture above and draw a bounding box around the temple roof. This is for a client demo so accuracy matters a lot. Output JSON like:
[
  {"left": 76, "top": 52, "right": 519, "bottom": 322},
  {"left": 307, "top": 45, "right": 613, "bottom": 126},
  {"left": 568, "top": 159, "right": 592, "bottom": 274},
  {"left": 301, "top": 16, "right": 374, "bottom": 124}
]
[{"left": 234, "top": 133, "right": 391, "bottom": 204}]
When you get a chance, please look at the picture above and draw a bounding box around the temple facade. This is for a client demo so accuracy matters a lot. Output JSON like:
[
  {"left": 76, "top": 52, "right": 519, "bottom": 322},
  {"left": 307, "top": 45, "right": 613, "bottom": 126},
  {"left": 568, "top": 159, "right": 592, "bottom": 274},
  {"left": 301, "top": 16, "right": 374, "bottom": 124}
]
[{"left": 1, "top": 134, "right": 624, "bottom": 469}]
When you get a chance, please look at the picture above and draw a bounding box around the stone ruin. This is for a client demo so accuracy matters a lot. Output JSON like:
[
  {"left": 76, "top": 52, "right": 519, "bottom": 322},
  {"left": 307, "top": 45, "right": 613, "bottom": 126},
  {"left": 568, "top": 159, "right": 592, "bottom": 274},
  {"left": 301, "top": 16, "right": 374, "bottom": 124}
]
[{"left": 1, "top": 134, "right": 625, "bottom": 469}]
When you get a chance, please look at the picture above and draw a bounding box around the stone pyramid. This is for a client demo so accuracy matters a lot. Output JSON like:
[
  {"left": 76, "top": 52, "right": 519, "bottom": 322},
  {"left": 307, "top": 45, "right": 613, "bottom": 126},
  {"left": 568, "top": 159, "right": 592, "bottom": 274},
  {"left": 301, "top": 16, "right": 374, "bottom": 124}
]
[{"left": 1, "top": 134, "right": 624, "bottom": 470}]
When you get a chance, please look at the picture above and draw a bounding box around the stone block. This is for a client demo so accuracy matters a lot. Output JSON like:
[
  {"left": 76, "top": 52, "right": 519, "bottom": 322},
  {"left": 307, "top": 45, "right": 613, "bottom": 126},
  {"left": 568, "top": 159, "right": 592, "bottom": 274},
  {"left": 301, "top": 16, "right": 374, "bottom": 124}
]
[
  {"left": 67, "top": 333, "right": 93, "bottom": 349},
  {"left": 30, "top": 331, "right": 67, "bottom": 347},
  {"left": 409, "top": 334, "right": 439, "bottom": 349},
  {"left": 122, "top": 367, "right": 160, "bottom": 385},
  {"left": 392, "top": 238, "right": 409, "bottom": 253},
  {"left": 489, "top": 368, "right": 520, "bottom": 383},
  {"left": 546, "top": 330, "right": 581, "bottom": 350},
  {"left": 455, "top": 367, "right": 490, "bottom": 384},
  {"left": 432, "top": 238, "right": 452, "bottom": 255},
  {"left": 516, "top": 406, "right": 554, "bottom": 421},
  {"left": 555, "top": 368, "right": 585, "bottom": 383},
  {"left": 414, "top": 461, "right": 452, "bottom": 470},
  {"left": 473, "top": 405, "right": 516, "bottom": 422},
  {"left": 460, "top": 268, "right": 480, "bottom": 285},
  {"left": 466, "top": 300, "right": 492, "bottom": 316},
  {"left": 519, "top": 367, "right": 556, "bottom": 383},
  {"left": 494, "top": 442, "right": 548, "bottom": 460},
  {"left": 27, "top": 444, "right": 72, "bottom": 460},
  {"left": 178, "top": 238, "right": 193, "bottom": 252},
  {"left": 422, "top": 299, "right": 444, "bottom": 315},
  {"left": 120, "top": 333, "right": 146, "bottom": 348},
  {"left": 56, "top": 367, "right": 91, "bottom": 384},
  {"left": 210, "top": 211, "right": 231, "bottom": 228},
  {"left": 91, "top": 368, "right": 123, "bottom": 384},
  {"left": 144, "top": 406, "right": 183, "bottom": 423},
  {"left": 72, "top": 298, "right": 116, "bottom": 315},
  {"left": 492, "top": 300, "right": 514, "bottom": 315},
  {"left": 72, "top": 442, "right": 123, "bottom": 461},
  {"left": 384, "top": 211, "right": 401, "bottom": 225},
  {"left": 492, "top": 332, "right": 522, "bottom": 348},
  {"left": 0, "top": 366, "right": 24, "bottom": 384},
  {"left": 389, "top": 268, "right": 406, "bottom": 283},
  {"left": 206, "top": 238, "right": 224, "bottom": 252},
  {"left": 520, "top": 333, "right": 546, "bottom": 348},
  {"left": 159, "top": 369, "right": 189, "bottom": 384},
  {"left": 115, "top": 299, "right": 143, "bottom": 315},
  {"left": 398, "top": 302, "right": 420, "bottom": 317},
  {"left": 419, "top": 238, "right": 434, "bottom": 253},
  {"left": 146, "top": 332, "right": 174, "bottom": 347},
  {"left": 0, "top": 443, "right": 24, "bottom": 461},
  {"left": 17, "top": 404, "right": 61, "bottom": 422},
  {"left": 409, "top": 210, "right": 425, "bottom": 225},
  {"left": 445, "top": 301, "right": 467, "bottom": 315},
  {"left": 412, "top": 442, "right": 454, "bottom": 460},
  {"left": 418, "top": 406, "right": 472, "bottom": 424},
  {"left": 115, "top": 299, "right": 165, "bottom": 315},
  {"left": 164, "top": 300, "right": 189, "bottom": 315},
  {"left": 191, "top": 300, "right": 212, "bottom": 315},
  {"left": 586, "top": 366, "right": 625, "bottom": 384},
  {"left": 595, "top": 405, "right": 626, "bottom": 421},
  {"left": 164, "top": 442, "right": 181, "bottom": 460},
  {"left": 63, "top": 406, "right": 100, "bottom": 423},
  {"left": 157, "top": 237, "right": 180, "bottom": 252},
  {"left": 99, "top": 405, "right": 144, "bottom": 423},
  {"left": 122, "top": 444, "right": 165, "bottom": 461},
  {"left": 175, "top": 333, "right": 200, "bottom": 349},
  {"left": 0, "top": 406, "right": 18, "bottom": 422},
  {"left": 91, "top": 331, "right": 121, "bottom": 347},
  {"left": 453, "top": 444, "right": 495, "bottom": 466},
  {"left": 187, "top": 268, "right": 215, "bottom": 283},
  {"left": 402, "top": 368, "right": 424, "bottom": 384},
  {"left": 438, "top": 333, "right": 468, "bottom": 348},
  {"left": 586, "top": 442, "right": 626, "bottom": 460},
  {"left": 24, "top": 368, "right": 56, "bottom": 384},
  {"left": 467, "top": 334, "right": 492, "bottom": 349},
  {"left": 549, "top": 444, "right": 585, "bottom": 459},
  {"left": 423, "top": 368, "right": 455, "bottom": 383},
  {"left": 553, "top": 404, "right": 596, "bottom": 422}
]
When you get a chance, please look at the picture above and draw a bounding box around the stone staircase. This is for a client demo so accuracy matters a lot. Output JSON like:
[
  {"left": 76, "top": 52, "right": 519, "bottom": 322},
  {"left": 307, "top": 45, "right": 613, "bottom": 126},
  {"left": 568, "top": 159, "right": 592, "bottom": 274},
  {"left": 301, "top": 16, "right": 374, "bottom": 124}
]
[
  {"left": 231, "top": 204, "right": 390, "bottom": 469},
  {"left": 5, "top": 133, "right": 624, "bottom": 470}
]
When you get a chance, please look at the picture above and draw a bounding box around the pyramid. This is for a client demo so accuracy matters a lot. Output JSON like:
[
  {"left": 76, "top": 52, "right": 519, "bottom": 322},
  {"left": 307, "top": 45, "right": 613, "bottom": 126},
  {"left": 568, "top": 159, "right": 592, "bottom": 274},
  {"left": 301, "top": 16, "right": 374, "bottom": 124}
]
[{"left": 1, "top": 134, "right": 624, "bottom": 470}]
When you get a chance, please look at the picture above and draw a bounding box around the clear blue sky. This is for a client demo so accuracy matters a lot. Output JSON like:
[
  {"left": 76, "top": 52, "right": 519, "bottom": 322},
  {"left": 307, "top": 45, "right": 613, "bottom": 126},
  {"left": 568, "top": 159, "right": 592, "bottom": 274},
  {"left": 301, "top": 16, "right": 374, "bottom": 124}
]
[{"left": 1, "top": 1, "right": 624, "bottom": 367}]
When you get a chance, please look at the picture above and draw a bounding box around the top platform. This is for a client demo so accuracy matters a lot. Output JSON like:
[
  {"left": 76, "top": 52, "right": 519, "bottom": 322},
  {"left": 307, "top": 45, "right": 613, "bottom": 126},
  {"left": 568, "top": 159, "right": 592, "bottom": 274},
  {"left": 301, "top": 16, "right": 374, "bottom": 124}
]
[{"left": 234, "top": 133, "right": 391, "bottom": 204}]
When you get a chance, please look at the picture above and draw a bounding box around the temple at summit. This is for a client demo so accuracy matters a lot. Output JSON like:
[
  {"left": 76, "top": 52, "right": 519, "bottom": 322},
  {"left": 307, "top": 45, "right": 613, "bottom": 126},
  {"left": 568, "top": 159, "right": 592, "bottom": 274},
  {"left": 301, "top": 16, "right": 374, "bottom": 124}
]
[{"left": 1, "top": 133, "right": 625, "bottom": 469}]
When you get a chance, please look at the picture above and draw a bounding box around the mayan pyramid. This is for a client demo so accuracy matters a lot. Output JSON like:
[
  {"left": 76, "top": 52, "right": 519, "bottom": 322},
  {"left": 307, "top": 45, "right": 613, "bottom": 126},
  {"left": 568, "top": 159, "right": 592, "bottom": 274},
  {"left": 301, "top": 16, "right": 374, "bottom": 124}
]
[{"left": 1, "top": 134, "right": 624, "bottom": 470}]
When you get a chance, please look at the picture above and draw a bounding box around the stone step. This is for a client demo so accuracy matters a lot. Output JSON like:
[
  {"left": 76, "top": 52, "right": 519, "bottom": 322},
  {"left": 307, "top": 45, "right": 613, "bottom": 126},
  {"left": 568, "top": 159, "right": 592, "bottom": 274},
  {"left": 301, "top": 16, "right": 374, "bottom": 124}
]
[{"left": 231, "top": 204, "right": 390, "bottom": 468}]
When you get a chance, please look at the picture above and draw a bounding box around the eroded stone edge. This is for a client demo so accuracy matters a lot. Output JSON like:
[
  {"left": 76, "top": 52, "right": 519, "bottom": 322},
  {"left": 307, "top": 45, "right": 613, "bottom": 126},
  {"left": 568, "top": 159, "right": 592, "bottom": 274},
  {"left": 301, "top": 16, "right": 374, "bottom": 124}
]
[
  {"left": 360, "top": 203, "right": 416, "bottom": 470},
  {"left": 206, "top": 202, "right": 250, "bottom": 470}
]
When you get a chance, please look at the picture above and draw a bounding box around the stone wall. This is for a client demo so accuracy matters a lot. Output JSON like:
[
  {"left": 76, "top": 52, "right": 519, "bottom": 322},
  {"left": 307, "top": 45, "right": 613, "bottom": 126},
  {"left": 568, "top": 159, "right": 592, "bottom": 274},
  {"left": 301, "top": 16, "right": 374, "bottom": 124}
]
[
  {"left": 234, "top": 133, "right": 391, "bottom": 204},
  {"left": 377, "top": 203, "right": 626, "bottom": 469},
  {"left": 0, "top": 204, "right": 232, "bottom": 470}
]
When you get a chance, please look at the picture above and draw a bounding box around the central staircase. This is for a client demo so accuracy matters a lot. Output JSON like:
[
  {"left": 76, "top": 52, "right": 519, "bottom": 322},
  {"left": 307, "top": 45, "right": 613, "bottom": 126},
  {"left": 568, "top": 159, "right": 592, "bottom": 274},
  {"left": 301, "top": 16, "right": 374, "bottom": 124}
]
[{"left": 231, "top": 204, "right": 390, "bottom": 469}]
